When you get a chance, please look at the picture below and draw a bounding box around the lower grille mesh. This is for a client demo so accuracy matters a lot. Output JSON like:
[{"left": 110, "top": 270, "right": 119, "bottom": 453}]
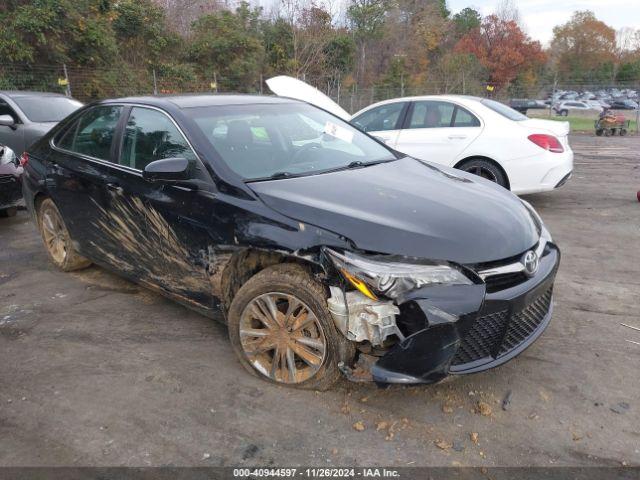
[{"left": 452, "top": 286, "right": 553, "bottom": 366}]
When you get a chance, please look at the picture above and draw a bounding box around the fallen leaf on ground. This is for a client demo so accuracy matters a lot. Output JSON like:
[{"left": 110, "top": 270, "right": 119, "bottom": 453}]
[
  {"left": 470, "top": 432, "right": 479, "bottom": 445},
  {"left": 352, "top": 421, "right": 366, "bottom": 431},
  {"left": 475, "top": 401, "right": 492, "bottom": 416},
  {"left": 442, "top": 404, "right": 454, "bottom": 414},
  {"left": 435, "top": 439, "right": 452, "bottom": 450}
]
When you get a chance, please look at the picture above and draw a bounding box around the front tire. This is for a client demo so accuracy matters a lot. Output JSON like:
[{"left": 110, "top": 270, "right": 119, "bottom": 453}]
[
  {"left": 457, "top": 158, "right": 508, "bottom": 189},
  {"left": 227, "top": 263, "right": 354, "bottom": 390},
  {"left": 37, "top": 198, "right": 92, "bottom": 271}
]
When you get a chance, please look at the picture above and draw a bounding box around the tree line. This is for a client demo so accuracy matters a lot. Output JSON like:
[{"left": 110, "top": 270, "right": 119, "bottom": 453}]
[{"left": 1, "top": 0, "right": 639, "bottom": 102}]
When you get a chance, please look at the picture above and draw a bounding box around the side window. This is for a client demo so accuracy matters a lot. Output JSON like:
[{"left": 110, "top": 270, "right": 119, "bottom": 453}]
[
  {"left": 453, "top": 107, "right": 481, "bottom": 127},
  {"left": 120, "top": 107, "right": 196, "bottom": 170},
  {"left": 0, "top": 100, "right": 21, "bottom": 123},
  {"left": 407, "top": 101, "right": 455, "bottom": 129},
  {"left": 57, "top": 106, "right": 122, "bottom": 161},
  {"left": 352, "top": 102, "right": 406, "bottom": 132}
]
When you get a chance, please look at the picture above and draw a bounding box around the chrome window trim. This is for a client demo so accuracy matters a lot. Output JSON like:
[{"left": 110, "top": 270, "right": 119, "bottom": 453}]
[
  {"left": 50, "top": 103, "right": 204, "bottom": 176},
  {"left": 477, "top": 237, "right": 547, "bottom": 280}
]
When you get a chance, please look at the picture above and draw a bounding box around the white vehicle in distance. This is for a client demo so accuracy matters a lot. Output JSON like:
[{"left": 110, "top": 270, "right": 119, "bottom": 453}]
[
  {"left": 553, "top": 100, "right": 603, "bottom": 116},
  {"left": 267, "top": 76, "right": 573, "bottom": 195}
]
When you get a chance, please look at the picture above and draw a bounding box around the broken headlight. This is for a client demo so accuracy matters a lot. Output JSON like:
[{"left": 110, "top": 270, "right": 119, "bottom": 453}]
[{"left": 324, "top": 248, "right": 473, "bottom": 301}]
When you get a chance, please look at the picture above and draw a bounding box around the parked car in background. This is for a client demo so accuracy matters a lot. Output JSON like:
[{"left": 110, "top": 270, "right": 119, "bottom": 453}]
[
  {"left": 586, "top": 99, "right": 610, "bottom": 110},
  {"left": 267, "top": 76, "right": 573, "bottom": 195},
  {"left": 609, "top": 99, "right": 639, "bottom": 110},
  {"left": 0, "top": 145, "right": 23, "bottom": 217},
  {"left": 553, "top": 100, "right": 603, "bottom": 116},
  {"left": 509, "top": 99, "right": 546, "bottom": 114},
  {"left": 0, "top": 91, "right": 83, "bottom": 155},
  {"left": 22, "top": 93, "right": 560, "bottom": 389}
]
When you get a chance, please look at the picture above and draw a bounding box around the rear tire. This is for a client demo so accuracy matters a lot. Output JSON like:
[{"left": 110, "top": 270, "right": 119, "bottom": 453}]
[
  {"left": 457, "top": 158, "right": 508, "bottom": 189},
  {"left": 595, "top": 129, "right": 604, "bottom": 137},
  {"left": 37, "top": 198, "right": 92, "bottom": 272},
  {"left": 227, "top": 263, "right": 355, "bottom": 390},
  {"left": 560, "top": 110, "right": 568, "bottom": 117}
]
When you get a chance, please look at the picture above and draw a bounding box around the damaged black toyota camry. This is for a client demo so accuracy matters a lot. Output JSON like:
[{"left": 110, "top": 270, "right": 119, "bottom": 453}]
[{"left": 22, "top": 94, "right": 559, "bottom": 389}]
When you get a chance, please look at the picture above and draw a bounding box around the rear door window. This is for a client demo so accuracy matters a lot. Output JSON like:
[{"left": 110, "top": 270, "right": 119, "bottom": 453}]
[
  {"left": 57, "top": 106, "right": 123, "bottom": 161},
  {"left": 407, "top": 101, "right": 455, "bottom": 128}
]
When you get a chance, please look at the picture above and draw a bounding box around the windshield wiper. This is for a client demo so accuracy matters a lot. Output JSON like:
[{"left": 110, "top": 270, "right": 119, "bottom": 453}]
[{"left": 267, "top": 171, "right": 295, "bottom": 180}]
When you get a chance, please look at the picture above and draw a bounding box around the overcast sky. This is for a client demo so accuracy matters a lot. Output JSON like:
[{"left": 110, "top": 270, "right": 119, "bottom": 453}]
[{"left": 447, "top": 0, "right": 640, "bottom": 46}]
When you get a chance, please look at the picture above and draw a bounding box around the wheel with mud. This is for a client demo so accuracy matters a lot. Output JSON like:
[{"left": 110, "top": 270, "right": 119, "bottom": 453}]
[
  {"left": 37, "top": 198, "right": 92, "bottom": 271},
  {"left": 227, "top": 263, "right": 354, "bottom": 390}
]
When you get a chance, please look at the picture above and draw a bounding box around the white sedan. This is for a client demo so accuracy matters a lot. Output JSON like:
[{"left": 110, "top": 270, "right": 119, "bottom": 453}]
[{"left": 267, "top": 76, "right": 573, "bottom": 195}]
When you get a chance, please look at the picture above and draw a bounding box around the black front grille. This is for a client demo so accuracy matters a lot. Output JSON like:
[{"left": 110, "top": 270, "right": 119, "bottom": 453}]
[
  {"left": 484, "top": 271, "right": 529, "bottom": 293},
  {"left": 452, "top": 309, "right": 509, "bottom": 365},
  {"left": 498, "top": 288, "right": 553, "bottom": 355},
  {"left": 452, "top": 286, "right": 553, "bottom": 366}
]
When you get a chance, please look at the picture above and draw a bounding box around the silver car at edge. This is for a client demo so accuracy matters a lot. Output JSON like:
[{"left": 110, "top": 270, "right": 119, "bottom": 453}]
[{"left": 0, "top": 91, "right": 83, "bottom": 155}]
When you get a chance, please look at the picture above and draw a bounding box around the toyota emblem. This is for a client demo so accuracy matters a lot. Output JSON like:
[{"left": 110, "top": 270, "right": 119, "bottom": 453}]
[{"left": 522, "top": 250, "right": 539, "bottom": 277}]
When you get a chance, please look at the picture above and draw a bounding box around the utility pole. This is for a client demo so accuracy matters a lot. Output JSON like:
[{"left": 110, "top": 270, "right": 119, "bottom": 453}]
[
  {"left": 152, "top": 69, "right": 158, "bottom": 95},
  {"left": 62, "top": 63, "right": 71, "bottom": 97}
]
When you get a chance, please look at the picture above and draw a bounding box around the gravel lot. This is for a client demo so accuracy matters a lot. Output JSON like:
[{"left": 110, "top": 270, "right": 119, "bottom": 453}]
[{"left": 1, "top": 135, "right": 639, "bottom": 467}]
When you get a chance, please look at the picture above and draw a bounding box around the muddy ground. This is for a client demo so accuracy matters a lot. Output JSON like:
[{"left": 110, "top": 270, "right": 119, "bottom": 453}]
[{"left": 1, "top": 135, "right": 639, "bottom": 467}]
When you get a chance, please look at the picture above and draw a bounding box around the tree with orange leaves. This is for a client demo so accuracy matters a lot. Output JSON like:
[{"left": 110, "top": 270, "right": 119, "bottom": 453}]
[{"left": 454, "top": 14, "right": 546, "bottom": 90}]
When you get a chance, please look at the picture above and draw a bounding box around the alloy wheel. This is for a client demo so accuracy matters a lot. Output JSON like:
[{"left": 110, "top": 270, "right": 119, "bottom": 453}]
[
  {"left": 463, "top": 165, "right": 498, "bottom": 183},
  {"left": 239, "top": 292, "right": 327, "bottom": 384},
  {"left": 41, "top": 207, "right": 68, "bottom": 264}
]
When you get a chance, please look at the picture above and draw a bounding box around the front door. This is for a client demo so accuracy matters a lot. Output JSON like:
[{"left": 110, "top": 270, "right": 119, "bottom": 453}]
[
  {"left": 351, "top": 102, "right": 408, "bottom": 148},
  {"left": 100, "top": 105, "right": 222, "bottom": 310}
]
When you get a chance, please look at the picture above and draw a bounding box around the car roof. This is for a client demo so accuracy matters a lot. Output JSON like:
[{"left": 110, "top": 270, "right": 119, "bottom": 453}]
[
  {"left": 352, "top": 94, "right": 486, "bottom": 116},
  {"left": 0, "top": 90, "right": 70, "bottom": 99},
  {"left": 100, "top": 94, "right": 303, "bottom": 109}
]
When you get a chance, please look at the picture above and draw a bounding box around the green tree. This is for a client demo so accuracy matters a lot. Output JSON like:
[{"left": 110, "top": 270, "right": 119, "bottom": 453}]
[
  {"left": 189, "top": 2, "right": 264, "bottom": 91},
  {"left": 452, "top": 7, "right": 481, "bottom": 39}
]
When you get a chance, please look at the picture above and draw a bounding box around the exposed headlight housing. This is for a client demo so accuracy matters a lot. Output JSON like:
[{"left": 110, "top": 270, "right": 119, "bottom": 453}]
[{"left": 324, "top": 248, "right": 473, "bottom": 300}]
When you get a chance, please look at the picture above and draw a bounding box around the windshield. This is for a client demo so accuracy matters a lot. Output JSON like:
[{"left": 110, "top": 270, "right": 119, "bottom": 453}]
[
  {"left": 187, "top": 103, "right": 397, "bottom": 181},
  {"left": 14, "top": 96, "right": 83, "bottom": 122},
  {"left": 480, "top": 98, "right": 528, "bottom": 121}
]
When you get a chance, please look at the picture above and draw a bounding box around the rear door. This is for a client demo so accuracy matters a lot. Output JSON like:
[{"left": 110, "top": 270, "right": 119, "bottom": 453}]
[
  {"left": 49, "top": 105, "right": 126, "bottom": 260},
  {"left": 350, "top": 102, "right": 408, "bottom": 147},
  {"left": 394, "top": 100, "right": 482, "bottom": 165}
]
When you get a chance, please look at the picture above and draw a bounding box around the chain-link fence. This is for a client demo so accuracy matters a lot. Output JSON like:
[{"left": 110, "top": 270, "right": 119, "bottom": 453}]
[{"left": 2, "top": 63, "right": 639, "bottom": 122}]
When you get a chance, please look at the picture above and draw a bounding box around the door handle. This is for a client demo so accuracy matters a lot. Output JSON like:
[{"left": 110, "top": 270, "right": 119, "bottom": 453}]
[
  {"left": 106, "top": 183, "right": 123, "bottom": 194},
  {"left": 448, "top": 135, "right": 468, "bottom": 140}
]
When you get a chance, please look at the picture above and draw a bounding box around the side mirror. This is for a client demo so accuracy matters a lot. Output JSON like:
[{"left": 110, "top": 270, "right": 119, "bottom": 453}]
[
  {"left": 0, "top": 115, "right": 16, "bottom": 130},
  {"left": 142, "top": 157, "right": 193, "bottom": 183}
]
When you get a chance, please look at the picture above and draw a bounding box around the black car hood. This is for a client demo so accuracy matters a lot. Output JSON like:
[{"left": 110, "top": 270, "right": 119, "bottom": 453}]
[{"left": 248, "top": 157, "right": 539, "bottom": 264}]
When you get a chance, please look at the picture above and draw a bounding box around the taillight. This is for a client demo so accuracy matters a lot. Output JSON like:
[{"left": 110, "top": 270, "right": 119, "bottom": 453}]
[
  {"left": 19, "top": 152, "right": 28, "bottom": 166},
  {"left": 528, "top": 134, "right": 564, "bottom": 153}
]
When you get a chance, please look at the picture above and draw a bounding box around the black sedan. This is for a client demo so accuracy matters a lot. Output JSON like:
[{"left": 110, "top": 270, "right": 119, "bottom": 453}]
[{"left": 22, "top": 95, "right": 559, "bottom": 389}]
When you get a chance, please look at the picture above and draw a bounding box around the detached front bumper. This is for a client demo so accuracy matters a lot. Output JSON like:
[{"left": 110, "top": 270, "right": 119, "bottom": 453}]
[{"left": 369, "top": 243, "right": 560, "bottom": 384}]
